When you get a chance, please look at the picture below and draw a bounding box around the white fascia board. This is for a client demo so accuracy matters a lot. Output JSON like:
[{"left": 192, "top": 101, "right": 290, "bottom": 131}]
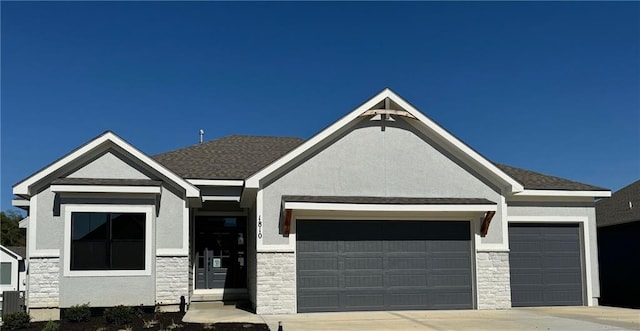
[
  {"left": 202, "top": 196, "right": 241, "bottom": 202},
  {"left": 245, "top": 88, "right": 524, "bottom": 193},
  {"left": 19, "top": 217, "right": 28, "bottom": 229},
  {"left": 50, "top": 184, "right": 162, "bottom": 194},
  {"left": 513, "top": 190, "right": 611, "bottom": 198},
  {"left": 12, "top": 199, "right": 30, "bottom": 207},
  {"left": 187, "top": 179, "right": 244, "bottom": 187},
  {"left": 13, "top": 132, "right": 200, "bottom": 198},
  {"left": 284, "top": 201, "right": 497, "bottom": 212},
  {"left": 245, "top": 89, "right": 392, "bottom": 188}
]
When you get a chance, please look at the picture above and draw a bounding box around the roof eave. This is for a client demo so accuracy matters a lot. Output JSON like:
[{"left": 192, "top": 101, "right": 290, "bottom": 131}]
[{"left": 513, "top": 189, "right": 612, "bottom": 198}]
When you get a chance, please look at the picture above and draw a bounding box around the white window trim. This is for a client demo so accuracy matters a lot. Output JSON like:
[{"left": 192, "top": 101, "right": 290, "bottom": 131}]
[
  {"left": 508, "top": 215, "right": 594, "bottom": 306},
  {"left": 63, "top": 204, "right": 153, "bottom": 277}
]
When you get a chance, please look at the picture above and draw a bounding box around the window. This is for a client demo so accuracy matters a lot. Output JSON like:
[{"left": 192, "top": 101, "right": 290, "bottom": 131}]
[
  {"left": 0, "top": 262, "right": 11, "bottom": 284},
  {"left": 71, "top": 212, "right": 145, "bottom": 270}
]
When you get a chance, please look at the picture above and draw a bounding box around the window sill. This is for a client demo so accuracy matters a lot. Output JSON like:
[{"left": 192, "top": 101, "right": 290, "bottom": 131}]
[{"left": 64, "top": 269, "right": 151, "bottom": 277}]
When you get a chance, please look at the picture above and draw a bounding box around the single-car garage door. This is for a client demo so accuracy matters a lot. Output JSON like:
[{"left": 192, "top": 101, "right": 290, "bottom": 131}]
[
  {"left": 296, "top": 220, "right": 472, "bottom": 312},
  {"left": 509, "top": 223, "right": 583, "bottom": 307}
]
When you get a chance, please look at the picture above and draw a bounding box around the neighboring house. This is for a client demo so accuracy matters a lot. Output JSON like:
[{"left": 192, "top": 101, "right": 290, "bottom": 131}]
[
  {"left": 0, "top": 245, "right": 26, "bottom": 293},
  {"left": 596, "top": 180, "right": 640, "bottom": 308},
  {"left": 12, "top": 89, "right": 610, "bottom": 320},
  {"left": 0, "top": 245, "right": 27, "bottom": 316}
]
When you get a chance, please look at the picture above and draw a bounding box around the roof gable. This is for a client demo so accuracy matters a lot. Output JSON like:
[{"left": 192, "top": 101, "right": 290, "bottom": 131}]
[
  {"left": 245, "top": 88, "right": 524, "bottom": 193},
  {"left": 13, "top": 131, "right": 199, "bottom": 198}
]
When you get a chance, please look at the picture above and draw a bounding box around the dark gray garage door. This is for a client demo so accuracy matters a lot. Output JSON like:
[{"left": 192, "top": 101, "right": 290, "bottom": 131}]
[
  {"left": 509, "top": 223, "right": 583, "bottom": 307},
  {"left": 297, "top": 220, "right": 472, "bottom": 312}
]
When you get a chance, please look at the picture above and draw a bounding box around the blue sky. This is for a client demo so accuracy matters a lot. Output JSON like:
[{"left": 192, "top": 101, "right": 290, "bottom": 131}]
[{"left": 1, "top": 2, "right": 638, "bottom": 211}]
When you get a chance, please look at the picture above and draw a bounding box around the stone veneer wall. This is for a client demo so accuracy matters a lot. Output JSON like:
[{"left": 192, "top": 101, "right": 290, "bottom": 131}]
[
  {"left": 155, "top": 256, "right": 189, "bottom": 305},
  {"left": 255, "top": 252, "right": 296, "bottom": 314},
  {"left": 476, "top": 251, "right": 511, "bottom": 309},
  {"left": 28, "top": 257, "right": 60, "bottom": 308}
]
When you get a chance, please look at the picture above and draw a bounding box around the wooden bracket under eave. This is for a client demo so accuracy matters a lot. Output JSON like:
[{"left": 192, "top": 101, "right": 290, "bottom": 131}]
[
  {"left": 480, "top": 211, "right": 496, "bottom": 237},
  {"left": 283, "top": 209, "right": 292, "bottom": 236}
]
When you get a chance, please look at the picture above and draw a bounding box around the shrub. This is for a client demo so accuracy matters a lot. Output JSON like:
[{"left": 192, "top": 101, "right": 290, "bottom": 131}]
[
  {"left": 65, "top": 303, "right": 91, "bottom": 322},
  {"left": 104, "top": 305, "right": 133, "bottom": 325},
  {"left": 2, "top": 311, "right": 31, "bottom": 330},
  {"left": 41, "top": 320, "right": 59, "bottom": 331}
]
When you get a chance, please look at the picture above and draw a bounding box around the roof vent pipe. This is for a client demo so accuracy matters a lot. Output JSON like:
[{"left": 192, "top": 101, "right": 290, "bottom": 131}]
[{"left": 199, "top": 129, "right": 204, "bottom": 144}]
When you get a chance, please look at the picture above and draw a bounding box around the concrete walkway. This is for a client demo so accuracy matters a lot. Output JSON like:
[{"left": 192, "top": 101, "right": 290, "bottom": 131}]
[{"left": 185, "top": 304, "right": 640, "bottom": 331}]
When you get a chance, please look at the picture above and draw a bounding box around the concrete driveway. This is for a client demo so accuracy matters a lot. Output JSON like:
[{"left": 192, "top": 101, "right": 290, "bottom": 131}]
[{"left": 259, "top": 306, "right": 640, "bottom": 331}]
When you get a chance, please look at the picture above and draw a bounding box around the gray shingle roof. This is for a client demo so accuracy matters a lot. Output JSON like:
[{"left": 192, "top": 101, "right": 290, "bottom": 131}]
[
  {"left": 494, "top": 163, "right": 608, "bottom": 191},
  {"left": 596, "top": 180, "right": 640, "bottom": 227},
  {"left": 283, "top": 196, "right": 495, "bottom": 205},
  {"left": 6, "top": 246, "right": 26, "bottom": 259},
  {"left": 153, "top": 135, "right": 304, "bottom": 179},
  {"left": 152, "top": 134, "right": 606, "bottom": 192}
]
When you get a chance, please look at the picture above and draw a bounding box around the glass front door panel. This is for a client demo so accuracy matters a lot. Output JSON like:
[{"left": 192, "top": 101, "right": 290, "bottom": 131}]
[{"left": 195, "top": 216, "right": 247, "bottom": 289}]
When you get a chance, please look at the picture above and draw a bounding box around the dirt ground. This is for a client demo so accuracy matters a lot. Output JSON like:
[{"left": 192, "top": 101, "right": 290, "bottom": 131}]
[{"left": 19, "top": 312, "right": 270, "bottom": 331}]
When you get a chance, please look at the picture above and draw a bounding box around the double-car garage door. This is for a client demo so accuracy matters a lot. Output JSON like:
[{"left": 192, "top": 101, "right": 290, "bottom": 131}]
[{"left": 296, "top": 220, "right": 473, "bottom": 312}]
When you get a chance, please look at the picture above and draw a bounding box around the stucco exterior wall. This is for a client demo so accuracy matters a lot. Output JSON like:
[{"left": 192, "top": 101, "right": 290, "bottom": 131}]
[
  {"left": 261, "top": 118, "right": 504, "bottom": 246},
  {"left": 507, "top": 201, "right": 600, "bottom": 302},
  {"left": 67, "top": 150, "right": 150, "bottom": 180}
]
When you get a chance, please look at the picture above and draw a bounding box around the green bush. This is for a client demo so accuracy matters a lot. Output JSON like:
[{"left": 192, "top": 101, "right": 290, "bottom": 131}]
[
  {"left": 41, "top": 320, "right": 59, "bottom": 331},
  {"left": 104, "top": 305, "right": 133, "bottom": 325},
  {"left": 2, "top": 311, "right": 31, "bottom": 330},
  {"left": 65, "top": 303, "right": 91, "bottom": 322}
]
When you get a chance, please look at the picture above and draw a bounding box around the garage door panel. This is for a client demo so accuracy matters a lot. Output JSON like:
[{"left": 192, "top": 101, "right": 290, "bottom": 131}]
[
  {"left": 542, "top": 256, "right": 581, "bottom": 268},
  {"left": 344, "top": 257, "right": 383, "bottom": 270},
  {"left": 343, "top": 241, "right": 383, "bottom": 253},
  {"left": 509, "top": 255, "right": 543, "bottom": 269},
  {"left": 343, "top": 292, "right": 385, "bottom": 309},
  {"left": 344, "top": 274, "right": 384, "bottom": 288},
  {"left": 544, "top": 240, "right": 580, "bottom": 252},
  {"left": 543, "top": 271, "right": 582, "bottom": 285},
  {"left": 297, "top": 274, "right": 339, "bottom": 288},
  {"left": 297, "top": 292, "right": 341, "bottom": 312},
  {"left": 388, "top": 291, "right": 430, "bottom": 307},
  {"left": 297, "top": 220, "right": 472, "bottom": 312},
  {"left": 387, "top": 257, "right": 427, "bottom": 269},
  {"left": 509, "top": 223, "right": 583, "bottom": 307},
  {"left": 431, "top": 256, "right": 470, "bottom": 269},
  {"left": 386, "top": 241, "right": 427, "bottom": 252},
  {"left": 387, "top": 274, "right": 427, "bottom": 287},
  {"left": 429, "top": 289, "right": 473, "bottom": 307},
  {"left": 297, "top": 257, "right": 338, "bottom": 271}
]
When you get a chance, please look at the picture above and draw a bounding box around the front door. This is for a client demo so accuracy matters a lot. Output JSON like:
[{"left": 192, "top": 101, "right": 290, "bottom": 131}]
[{"left": 195, "top": 216, "right": 246, "bottom": 289}]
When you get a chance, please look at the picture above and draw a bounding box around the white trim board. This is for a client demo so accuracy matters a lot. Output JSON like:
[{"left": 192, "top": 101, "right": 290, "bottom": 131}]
[
  {"left": 187, "top": 179, "right": 244, "bottom": 187},
  {"left": 284, "top": 201, "right": 497, "bottom": 212},
  {"left": 513, "top": 190, "right": 611, "bottom": 198},
  {"left": 202, "top": 196, "right": 241, "bottom": 202}
]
